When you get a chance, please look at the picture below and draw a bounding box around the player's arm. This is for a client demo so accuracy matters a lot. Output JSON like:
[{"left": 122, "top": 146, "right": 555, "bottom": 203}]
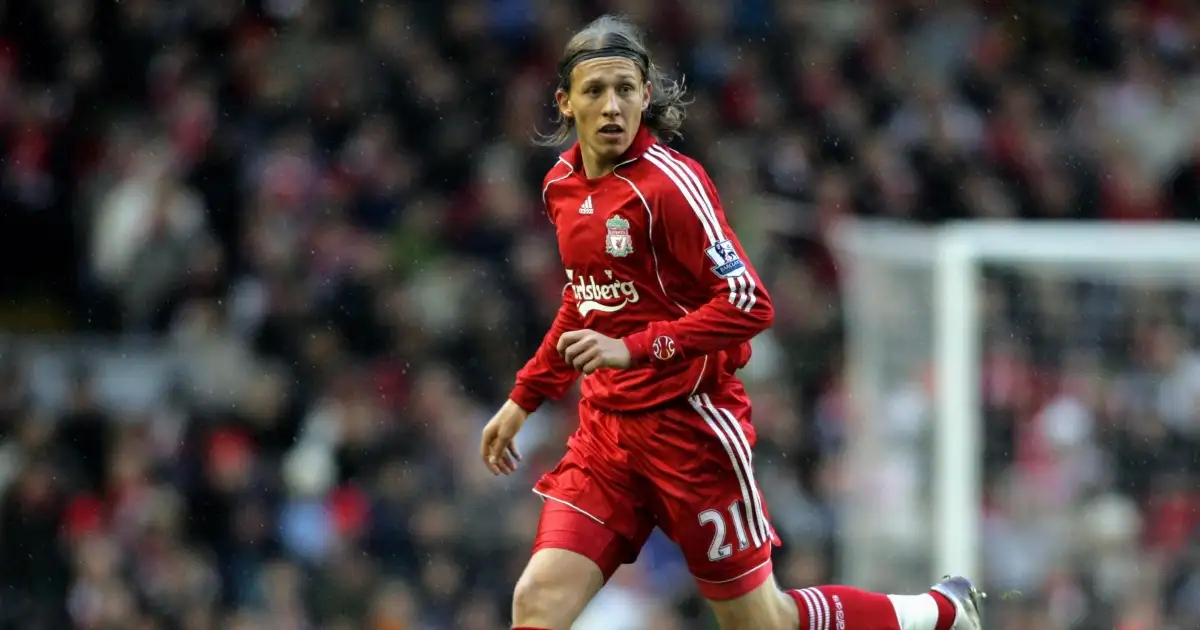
[
  {"left": 485, "top": 165, "right": 584, "bottom": 474},
  {"left": 507, "top": 164, "right": 585, "bottom": 411},
  {"left": 483, "top": 283, "right": 582, "bottom": 475},
  {"left": 508, "top": 281, "right": 585, "bottom": 413},
  {"left": 620, "top": 163, "right": 773, "bottom": 366}
]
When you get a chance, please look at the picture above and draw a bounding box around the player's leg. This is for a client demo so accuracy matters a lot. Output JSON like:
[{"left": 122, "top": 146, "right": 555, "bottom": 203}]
[
  {"left": 645, "top": 394, "right": 984, "bottom": 630},
  {"left": 510, "top": 502, "right": 618, "bottom": 629},
  {"left": 633, "top": 392, "right": 788, "bottom": 626},
  {"left": 705, "top": 573, "right": 795, "bottom": 629},
  {"left": 708, "top": 572, "right": 984, "bottom": 630},
  {"left": 513, "top": 404, "right": 655, "bottom": 630},
  {"left": 514, "top": 501, "right": 656, "bottom": 630}
]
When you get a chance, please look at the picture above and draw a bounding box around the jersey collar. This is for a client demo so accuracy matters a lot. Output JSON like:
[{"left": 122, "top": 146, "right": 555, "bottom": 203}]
[{"left": 562, "top": 125, "right": 657, "bottom": 172}]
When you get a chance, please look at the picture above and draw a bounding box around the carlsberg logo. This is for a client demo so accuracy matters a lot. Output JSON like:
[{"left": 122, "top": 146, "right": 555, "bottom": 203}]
[{"left": 567, "top": 270, "right": 640, "bottom": 316}]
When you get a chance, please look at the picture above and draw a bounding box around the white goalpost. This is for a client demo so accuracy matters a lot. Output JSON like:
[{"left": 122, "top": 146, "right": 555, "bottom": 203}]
[{"left": 832, "top": 219, "right": 1200, "bottom": 591}]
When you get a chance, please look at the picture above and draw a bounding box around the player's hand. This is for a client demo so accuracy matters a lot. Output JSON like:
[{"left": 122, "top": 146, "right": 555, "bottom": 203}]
[
  {"left": 480, "top": 400, "right": 527, "bottom": 476},
  {"left": 557, "top": 329, "right": 632, "bottom": 374}
]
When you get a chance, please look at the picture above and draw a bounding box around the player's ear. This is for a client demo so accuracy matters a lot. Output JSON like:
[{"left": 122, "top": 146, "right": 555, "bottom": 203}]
[
  {"left": 642, "top": 81, "right": 651, "bottom": 111},
  {"left": 555, "top": 88, "right": 573, "bottom": 121}
]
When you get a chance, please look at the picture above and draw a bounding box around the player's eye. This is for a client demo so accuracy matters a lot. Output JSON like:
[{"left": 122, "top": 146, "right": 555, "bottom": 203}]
[{"left": 619, "top": 84, "right": 635, "bottom": 94}]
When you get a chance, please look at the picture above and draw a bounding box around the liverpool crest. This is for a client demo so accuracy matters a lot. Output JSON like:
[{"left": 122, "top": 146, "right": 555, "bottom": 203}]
[{"left": 605, "top": 215, "right": 633, "bottom": 257}]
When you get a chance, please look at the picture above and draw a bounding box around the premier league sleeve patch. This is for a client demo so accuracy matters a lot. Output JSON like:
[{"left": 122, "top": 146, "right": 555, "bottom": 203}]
[{"left": 704, "top": 240, "right": 747, "bottom": 278}]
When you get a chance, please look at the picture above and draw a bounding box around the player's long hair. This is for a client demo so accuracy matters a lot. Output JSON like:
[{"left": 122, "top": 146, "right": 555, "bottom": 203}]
[{"left": 536, "top": 15, "right": 689, "bottom": 146}]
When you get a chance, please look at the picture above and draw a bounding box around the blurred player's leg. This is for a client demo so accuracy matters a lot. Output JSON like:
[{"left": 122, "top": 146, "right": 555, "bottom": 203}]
[
  {"left": 514, "top": 490, "right": 652, "bottom": 630},
  {"left": 513, "top": 404, "right": 655, "bottom": 629},
  {"left": 707, "top": 574, "right": 983, "bottom": 630},
  {"left": 636, "top": 394, "right": 984, "bottom": 630},
  {"left": 511, "top": 546, "right": 604, "bottom": 629}
]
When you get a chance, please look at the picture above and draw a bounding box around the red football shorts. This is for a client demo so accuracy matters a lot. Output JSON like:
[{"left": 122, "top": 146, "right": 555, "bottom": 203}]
[{"left": 531, "top": 391, "right": 778, "bottom": 600}]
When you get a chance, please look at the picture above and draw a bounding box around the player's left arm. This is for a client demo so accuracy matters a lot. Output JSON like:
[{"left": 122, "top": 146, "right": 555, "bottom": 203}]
[{"left": 620, "top": 160, "right": 773, "bottom": 367}]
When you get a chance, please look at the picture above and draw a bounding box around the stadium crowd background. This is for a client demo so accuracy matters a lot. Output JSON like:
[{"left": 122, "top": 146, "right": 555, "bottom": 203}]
[{"left": 1, "top": 0, "right": 1199, "bottom": 628}]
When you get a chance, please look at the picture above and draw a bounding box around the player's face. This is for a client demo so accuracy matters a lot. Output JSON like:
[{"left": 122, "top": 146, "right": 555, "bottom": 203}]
[{"left": 557, "top": 57, "right": 650, "bottom": 166}]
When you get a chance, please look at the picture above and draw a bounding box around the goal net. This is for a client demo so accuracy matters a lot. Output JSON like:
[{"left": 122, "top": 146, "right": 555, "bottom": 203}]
[{"left": 832, "top": 220, "right": 1200, "bottom": 604}]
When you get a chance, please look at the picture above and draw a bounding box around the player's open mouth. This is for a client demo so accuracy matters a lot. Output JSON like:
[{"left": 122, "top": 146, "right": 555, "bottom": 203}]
[{"left": 598, "top": 124, "right": 623, "bottom": 139}]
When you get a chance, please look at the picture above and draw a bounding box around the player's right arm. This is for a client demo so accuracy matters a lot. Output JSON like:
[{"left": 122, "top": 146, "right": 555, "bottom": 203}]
[
  {"left": 484, "top": 163, "right": 581, "bottom": 475},
  {"left": 509, "top": 162, "right": 583, "bottom": 412},
  {"left": 482, "top": 283, "right": 582, "bottom": 475},
  {"left": 509, "top": 282, "right": 584, "bottom": 413}
]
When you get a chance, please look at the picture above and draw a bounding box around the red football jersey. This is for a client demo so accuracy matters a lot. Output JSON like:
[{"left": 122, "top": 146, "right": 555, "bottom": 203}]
[{"left": 508, "top": 126, "right": 774, "bottom": 413}]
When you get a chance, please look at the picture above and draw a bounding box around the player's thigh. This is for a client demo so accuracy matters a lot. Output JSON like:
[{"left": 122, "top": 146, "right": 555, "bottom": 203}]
[
  {"left": 529, "top": 497, "right": 649, "bottom": 583},
  {"left": 515, "top": 498, "right": 651, "bottom": 626},
  {"left": 706, "top": 572, "right": 798, "bottom": 630},
  {"left": 533, "top": 401, "right": 651, "bottom": 541},
  {"left": 642, "top": 395, "right": 779, "bottom": 600},
  {"left": 513, "top": 548, "right": 604, "bottom": 627}
]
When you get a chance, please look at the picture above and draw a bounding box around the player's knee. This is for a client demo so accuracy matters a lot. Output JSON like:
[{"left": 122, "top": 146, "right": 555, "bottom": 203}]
[
  {"left": 512, "top": 549, "right": 604, "bottom": 626},
  {"left": 512, "top": 571, "right": 566, "bottom": 622},
  {"left": 511, "top": 570, "right": 586, "bottom": 624},
  {"left": 708, "top": 576, "right": 797, "bottom": 630},
  {"left": 712, "top": 602, "right": 795, "bottom": 630}
]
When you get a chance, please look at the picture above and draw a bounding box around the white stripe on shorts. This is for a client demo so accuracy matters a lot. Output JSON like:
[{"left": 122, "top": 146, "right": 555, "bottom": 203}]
[
  {"left": 688, "top": 395, "right": 770, "bottom": 548},
  {"left": 700, "top": 393, "right": 771, "bottom": 544}
]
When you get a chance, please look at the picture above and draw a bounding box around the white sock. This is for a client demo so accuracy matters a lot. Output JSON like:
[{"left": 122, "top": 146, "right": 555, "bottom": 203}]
[{"left": 886, "top": 594, "right": 943, "bottom": 630}]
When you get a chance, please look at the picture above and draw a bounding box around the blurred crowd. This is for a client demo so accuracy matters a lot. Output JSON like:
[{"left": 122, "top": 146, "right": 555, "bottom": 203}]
[
  {"left": 840, "top": 237, "right": 1200, "bottom": 630},
  {"left": 972, "top": 271, "right": 1200, "bottom": 630},
  {"left": 0, "top": 0, "right": 1198, "bottom": 628}
]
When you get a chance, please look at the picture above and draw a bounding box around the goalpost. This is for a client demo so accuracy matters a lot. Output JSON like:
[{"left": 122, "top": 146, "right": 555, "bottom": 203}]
[{"left": 831, "top": 219, "right": 1200, "bottom": 591}]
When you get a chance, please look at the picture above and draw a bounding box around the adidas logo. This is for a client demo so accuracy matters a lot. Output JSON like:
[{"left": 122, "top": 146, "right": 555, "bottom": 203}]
[{"left": 579, "top": 195, "right": 594, "bottom": 215}]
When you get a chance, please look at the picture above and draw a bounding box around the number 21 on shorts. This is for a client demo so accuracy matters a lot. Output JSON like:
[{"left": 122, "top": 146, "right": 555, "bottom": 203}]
[{"left": 698, "top": 501, "right": 752, "bottom": 561}]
